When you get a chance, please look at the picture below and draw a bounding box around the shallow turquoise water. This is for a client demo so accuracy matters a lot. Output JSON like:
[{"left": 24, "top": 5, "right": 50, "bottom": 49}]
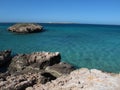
[{"left": 0, "top": 23, "right": 120, "bottom": 73}]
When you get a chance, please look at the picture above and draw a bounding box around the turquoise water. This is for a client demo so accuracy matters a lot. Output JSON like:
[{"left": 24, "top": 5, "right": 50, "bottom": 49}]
[{"left": 0, "top": 23, "right": 120, "bottom": 73}]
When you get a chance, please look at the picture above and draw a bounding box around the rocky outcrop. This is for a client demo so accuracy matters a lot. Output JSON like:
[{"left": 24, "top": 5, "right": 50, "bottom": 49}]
[
  {"left": 0, "top": 72, "right": 56, "bottom": 90},
  {"left": 27, "top": 68, "right": 120, "bottom": 90},
  {"left": 0, "top": 51, "right": 65, "bottom": 90},
  {"left": 0, "top": 50, "right": 11, "bottom": 67},
  {"left": 45, "top": 62, "right": 75, "bottom": 77},
  {"left": 8, "top": 52, "right": 61, "bottom": 74},
  {"left": 1, "top": 50, "right": 120, "bottom": 90},
  {"left": 8, "top": 23, "right": 43, "bottom": 33}
]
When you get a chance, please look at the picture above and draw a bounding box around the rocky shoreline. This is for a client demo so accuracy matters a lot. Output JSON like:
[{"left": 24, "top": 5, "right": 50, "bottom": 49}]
[
  {"left": 0, "top": 50, "right": 75, "bottom": 90},
  {"left": 0, "top": 50, "right": 120, "bottom": 90}
]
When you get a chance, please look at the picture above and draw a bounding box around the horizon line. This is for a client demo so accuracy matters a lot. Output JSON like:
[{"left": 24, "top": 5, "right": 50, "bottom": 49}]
[{"left": 0, "top": 22, "right": 120, "bottom": 26}]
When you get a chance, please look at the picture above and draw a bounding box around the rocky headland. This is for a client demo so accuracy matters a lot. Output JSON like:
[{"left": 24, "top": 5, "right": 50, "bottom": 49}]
[
  {"left": 0, "top": 50, "right": 120, "bottom": 90},
  {"left": 8, "top": 23, "right": 43, "bottom": 33}
]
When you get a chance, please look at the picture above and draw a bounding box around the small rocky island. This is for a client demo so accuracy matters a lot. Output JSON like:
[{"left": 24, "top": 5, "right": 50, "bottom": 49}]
[
  {"left": 8, "top": 23, "right": 43, "bottom": 33},
  {"left": 0, "top": 50, "right": 120, "bottom": 90}
]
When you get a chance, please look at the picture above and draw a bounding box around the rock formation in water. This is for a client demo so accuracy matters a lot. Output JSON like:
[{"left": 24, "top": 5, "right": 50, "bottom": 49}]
[{"left": 8, "top": 23, "right": 43, "bottom": 33}]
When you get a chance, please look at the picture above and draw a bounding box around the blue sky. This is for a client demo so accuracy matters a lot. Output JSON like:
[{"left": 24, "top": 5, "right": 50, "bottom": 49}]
[{"left": 0, "top": 0, "right": 120, "bottom": 25}]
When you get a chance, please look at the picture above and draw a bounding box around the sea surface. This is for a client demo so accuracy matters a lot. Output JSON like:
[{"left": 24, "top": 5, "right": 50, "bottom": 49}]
[{"left": 0, "top": 23, "right": 120, "bottom": 73}]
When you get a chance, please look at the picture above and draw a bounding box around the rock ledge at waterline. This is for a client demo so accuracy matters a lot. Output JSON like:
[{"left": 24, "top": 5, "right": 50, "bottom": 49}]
[
  {"left": 0, "top": 50, "right": 120, "bottom": 90},
  {"left": 0, "top": 50, "right": 74, "bottom": 90}
]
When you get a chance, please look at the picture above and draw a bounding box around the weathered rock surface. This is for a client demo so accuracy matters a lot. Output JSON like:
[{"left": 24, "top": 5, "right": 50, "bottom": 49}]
[
  {"left": 9, "top": 52, "right": 61, "bottom": 74},
  {"left": 0, "top": 72, "right": 56, "bottom": 90},
  {"left": 1, "top": 50, "right": 120, "bottom": 90},
  {"left": 0, "top": 50, "right": 11, "bottom": 67},
  {"left": 8, "top": 23, "right": 43, "bottom": 33},
  {"left": 0, "top": 51, "right": 67, "bottom": 90},
  {"left": 27, "top": 68, "right": 120, "bottom": 90},
  {"left": 45, "top": 62, "right": 75, "bottom": 77}
]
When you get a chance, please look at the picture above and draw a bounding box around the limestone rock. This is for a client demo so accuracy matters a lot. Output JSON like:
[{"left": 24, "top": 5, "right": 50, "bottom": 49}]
[
  {"left": 8, "top": 52, "right": 61, "bottom": 74},
  {"left": 1, "top": 50, "right": 119, "bottom": 90},
  {"left": 8, "top": 23, "right": 43, "bottom": 33},
  {"left": 28, "top": 68, "right": 120, "bottom": 90},
  {"left": 0, "top": 72, "right": 56, "bottom": 90}
]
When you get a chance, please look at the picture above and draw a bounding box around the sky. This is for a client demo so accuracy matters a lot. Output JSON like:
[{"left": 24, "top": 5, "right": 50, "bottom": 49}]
[{"left": 0, "top": 0, "right": 120, "bottom": 25}]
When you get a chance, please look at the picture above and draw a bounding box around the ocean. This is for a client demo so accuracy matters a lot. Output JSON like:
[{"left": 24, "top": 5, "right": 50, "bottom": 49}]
[{"left": 0, "top": 23, "right": 120, "bottom": 73}]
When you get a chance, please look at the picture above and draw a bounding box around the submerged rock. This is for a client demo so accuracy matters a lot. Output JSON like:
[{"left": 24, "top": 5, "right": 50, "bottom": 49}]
[
  {"left": 28, "top": 68, "right": 120, "bottom": 90},
  {"left": 8, "top": 23, "right": 43, "bottom": 33},
  {"left": 0, "top": 50, "right": 11, "bottom": 67}
]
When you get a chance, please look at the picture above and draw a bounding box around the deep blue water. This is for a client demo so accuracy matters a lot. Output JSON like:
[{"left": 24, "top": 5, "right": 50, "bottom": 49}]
[{"left": 0, "top": 23, "right": 120, "bottom": 73}]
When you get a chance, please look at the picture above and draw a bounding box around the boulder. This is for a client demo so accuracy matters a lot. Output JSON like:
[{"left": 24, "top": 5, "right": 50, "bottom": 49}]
[
  {"left": 8, "top": 23, "right": 43, "bottom": 33},
  {"left": 45, "top": 62, "right": 75, "bottom": 77},
  {"left": 0, "top": 50, "right": 11, "bottom": 67},
  {"left": 8, "top": 52, "right": 61, "bottom": 74}
]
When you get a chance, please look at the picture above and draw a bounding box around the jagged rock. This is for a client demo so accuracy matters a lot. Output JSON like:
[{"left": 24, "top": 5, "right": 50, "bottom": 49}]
[
  {"left": 8, "top": 52, "right": 61, "bottom": 74},
  {"left": 0, "top": 72, "right": 10, "bottom": 81},
  {"left": 0, "top": 72, "right": 56, "bottom": 90},
  {"left": 45, "top": 62, "right": 75, "bottom": 77},
  {"left": 1, "top": 50, "right": 119, "bottom": 90},
  {"left": 27, "top": 68, "right": 120, "bottom": 90},
  {"left": 1, "top": 50, "right": 76, "bottom": 90},
  {"left": 0, "top": 73, "right": 36, "bottom": 90},
  {"left": 0, "top": 50, "right": 11, "bottom": 67},
  {"left": 8, "top": 23, "right": 43, "bottom": 33}
]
